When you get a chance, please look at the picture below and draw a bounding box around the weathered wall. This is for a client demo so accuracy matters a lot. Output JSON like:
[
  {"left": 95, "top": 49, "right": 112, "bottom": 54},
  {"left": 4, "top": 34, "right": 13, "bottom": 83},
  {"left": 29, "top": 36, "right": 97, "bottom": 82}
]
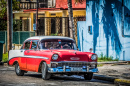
[{"left": 77, "top": 0, "right": 130, "bottom": 61}]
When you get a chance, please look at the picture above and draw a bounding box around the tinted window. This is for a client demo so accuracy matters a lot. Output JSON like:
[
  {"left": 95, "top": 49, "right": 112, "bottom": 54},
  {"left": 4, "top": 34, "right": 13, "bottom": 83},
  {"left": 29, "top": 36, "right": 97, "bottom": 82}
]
[
  {"left": 31, "top": 40, "right": 38, "bottom": 50},
  {"left": 39, "top": 39, "right": 77, "bottom": 50},
  {"left": 24, "top": 41, "right": 31, "bottom": 49}
]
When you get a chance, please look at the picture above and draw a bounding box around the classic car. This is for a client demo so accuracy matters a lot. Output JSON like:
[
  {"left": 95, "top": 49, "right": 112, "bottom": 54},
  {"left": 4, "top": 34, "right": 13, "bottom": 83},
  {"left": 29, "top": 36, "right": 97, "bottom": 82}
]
[{"left": 8, "top": 36, "right": 98, "bottom": 80}]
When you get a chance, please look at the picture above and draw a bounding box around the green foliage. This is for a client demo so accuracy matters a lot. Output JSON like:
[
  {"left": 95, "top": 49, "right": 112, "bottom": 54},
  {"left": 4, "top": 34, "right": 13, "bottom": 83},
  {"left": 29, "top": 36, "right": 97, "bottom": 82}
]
[
  {"left": 0, "top": 19, "right": 22, "bottom": 31},
  {"left": 13, "top": 19, "right": 22, "bottom": 31},
  {"left": 2, "top": 52, "right": 8, "bottom": 62},
  {"left": 0, "top": 0, "right": 20, "bottom": 18},
  {"left": 0, "top": 19, "right": 7, "bottom": 31},
  {"left": 98, "top": 52, "right": 119, "bottom": 62},
  {"left": 97, "top": 64, "right": 103, "bottom": 67},
  {"left": 0, "top": 0, "right": 7, "bottom": 18},
  {"left": 51, "top": 33, "right": 58, "bottom": 36},
  {"left": 12, "top": 0, "right": 20, "bottom": 10}
]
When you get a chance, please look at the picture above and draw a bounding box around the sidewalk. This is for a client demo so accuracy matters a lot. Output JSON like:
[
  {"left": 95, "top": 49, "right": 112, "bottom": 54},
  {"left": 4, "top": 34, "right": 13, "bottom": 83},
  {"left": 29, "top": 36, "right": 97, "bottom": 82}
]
[{"left": 94, "top": 62, "right": 130, "bottom": 85}]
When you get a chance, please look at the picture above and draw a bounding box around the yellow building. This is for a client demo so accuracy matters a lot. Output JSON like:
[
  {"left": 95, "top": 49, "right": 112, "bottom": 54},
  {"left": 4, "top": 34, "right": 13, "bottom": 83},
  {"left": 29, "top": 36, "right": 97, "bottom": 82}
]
[{"left": 13, "top": 0, "right": 86, "bottom": 42}]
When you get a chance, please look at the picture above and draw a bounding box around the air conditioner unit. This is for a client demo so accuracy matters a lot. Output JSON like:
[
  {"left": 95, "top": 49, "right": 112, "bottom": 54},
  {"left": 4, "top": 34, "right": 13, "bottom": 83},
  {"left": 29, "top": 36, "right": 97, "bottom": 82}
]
[
  {"left": 48, "top": 0, "right": 55, "bottom": 8},
  {"left": 39, "top": 3, "right": 47, "bottom": 8},
  {"left": 52, "top": 0, "right": 56, "bottom": 7},
  {"left": 48, "top": 0, "right": 52, "bottom": 8}
]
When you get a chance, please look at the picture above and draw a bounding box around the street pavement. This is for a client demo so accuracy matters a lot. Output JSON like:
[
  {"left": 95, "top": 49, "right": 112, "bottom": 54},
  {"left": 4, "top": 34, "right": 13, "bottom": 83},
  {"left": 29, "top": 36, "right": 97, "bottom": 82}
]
[
  {"left": 94, "top": 63, "right": 130, "bottom": 86},
  {"left": 0, "top": 65, "right": 114, "bottom": 86},
  {"left": 97, "top": 63, "right": 130, "bottom": 79}
]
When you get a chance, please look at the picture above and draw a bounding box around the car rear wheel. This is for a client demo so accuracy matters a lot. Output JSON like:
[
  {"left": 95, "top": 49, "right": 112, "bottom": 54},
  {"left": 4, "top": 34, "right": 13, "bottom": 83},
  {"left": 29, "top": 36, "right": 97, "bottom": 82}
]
[
  {"left": 15, "top": 63, "right": 24, "bottom": 76},
  {"left": 84, "top": 73, "right": 93, "bottom": 80},
  {"left": 42, "top": 62, "right": 51, "bottom": 80}
]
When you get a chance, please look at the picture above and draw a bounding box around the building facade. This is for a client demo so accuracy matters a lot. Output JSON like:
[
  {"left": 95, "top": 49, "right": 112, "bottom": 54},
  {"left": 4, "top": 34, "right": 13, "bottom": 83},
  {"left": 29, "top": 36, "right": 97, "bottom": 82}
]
[{"left": 77, "top": 0, "right": 130, "bottom": 61}]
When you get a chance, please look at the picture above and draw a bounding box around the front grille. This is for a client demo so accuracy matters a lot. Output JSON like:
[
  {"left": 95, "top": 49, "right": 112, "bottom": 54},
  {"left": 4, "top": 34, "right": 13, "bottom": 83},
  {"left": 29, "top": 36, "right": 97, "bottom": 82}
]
[{"left": 57, "top": 62, "right": 90, "bottom": 67}]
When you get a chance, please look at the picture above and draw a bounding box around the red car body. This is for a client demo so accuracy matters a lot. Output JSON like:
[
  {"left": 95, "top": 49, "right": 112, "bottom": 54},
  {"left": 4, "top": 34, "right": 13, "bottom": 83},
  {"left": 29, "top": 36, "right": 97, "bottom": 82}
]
[{"left": 8, "top": 36, "right": 98, "bottom": 80}]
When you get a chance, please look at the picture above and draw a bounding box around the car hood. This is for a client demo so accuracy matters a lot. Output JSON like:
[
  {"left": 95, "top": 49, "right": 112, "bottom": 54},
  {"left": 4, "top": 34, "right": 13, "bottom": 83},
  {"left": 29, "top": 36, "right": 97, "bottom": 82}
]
[{"left": 51, "top": 49, "right": 89, "bottom": 61}]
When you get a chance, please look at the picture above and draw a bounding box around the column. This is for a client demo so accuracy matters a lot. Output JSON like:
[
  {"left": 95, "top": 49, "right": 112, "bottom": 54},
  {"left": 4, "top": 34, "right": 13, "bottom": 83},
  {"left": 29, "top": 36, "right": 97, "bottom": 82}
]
[{"left": 62, "top": 10, "right": 67, "bottom": 36}]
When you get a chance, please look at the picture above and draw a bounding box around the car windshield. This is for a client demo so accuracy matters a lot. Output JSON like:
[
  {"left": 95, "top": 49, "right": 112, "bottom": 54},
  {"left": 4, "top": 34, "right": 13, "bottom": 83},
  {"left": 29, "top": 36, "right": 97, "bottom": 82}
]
[{"left": 39, "top": 39, "right": 77, "bottom": 50}]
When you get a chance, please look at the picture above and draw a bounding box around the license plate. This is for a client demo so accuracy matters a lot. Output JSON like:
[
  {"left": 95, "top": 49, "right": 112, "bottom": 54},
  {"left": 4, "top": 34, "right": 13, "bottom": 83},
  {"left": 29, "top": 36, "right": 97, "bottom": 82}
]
[{"left": 71, "top": 67, "right": 82, "bottom": 72}]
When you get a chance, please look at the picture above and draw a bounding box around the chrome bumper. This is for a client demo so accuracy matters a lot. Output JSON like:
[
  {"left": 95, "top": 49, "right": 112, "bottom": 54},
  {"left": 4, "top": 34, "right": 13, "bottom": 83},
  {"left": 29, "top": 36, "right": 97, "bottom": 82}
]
[{"left": 48, "top": 61, "right": 98, "bottom": 73}]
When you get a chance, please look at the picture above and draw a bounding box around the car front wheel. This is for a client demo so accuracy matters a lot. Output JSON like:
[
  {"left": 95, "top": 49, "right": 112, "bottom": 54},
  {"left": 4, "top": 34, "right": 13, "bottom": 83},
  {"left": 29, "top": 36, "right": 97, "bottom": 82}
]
[
  {"left": 15, "top": 63, "right": 24, "bottom": 76},
  {"left": 42, "top": 62, "right": 51, "bottom": 80},
  {"left": 84, "top": 73, "right": 93, "bottom": 80}
]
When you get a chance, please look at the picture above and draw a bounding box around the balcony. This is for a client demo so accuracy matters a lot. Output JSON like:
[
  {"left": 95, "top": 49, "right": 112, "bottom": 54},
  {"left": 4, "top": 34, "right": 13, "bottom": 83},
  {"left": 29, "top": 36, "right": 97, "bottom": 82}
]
[
  {"left": 18, "top": 0, "right": 55, "bottom": 9},
  {"left": 19, "top": 2, "right": 37, "bottom": 9}
]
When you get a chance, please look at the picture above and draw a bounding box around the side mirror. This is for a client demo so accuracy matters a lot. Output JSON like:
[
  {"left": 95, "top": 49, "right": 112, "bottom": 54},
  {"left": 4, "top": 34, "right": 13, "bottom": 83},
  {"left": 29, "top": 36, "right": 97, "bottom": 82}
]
[
  {"left": 77, "top": 47, "right": 79, "bottom": 51},
  {"left": 89, "top": 48, "right": 93, "bottom": 52}
]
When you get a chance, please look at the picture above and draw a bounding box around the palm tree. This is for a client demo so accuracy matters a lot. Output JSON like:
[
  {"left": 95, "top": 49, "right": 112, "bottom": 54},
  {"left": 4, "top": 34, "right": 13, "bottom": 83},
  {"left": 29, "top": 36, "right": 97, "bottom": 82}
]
[{"left": 67, "top": 0, "right": 75, "bottom": 40}]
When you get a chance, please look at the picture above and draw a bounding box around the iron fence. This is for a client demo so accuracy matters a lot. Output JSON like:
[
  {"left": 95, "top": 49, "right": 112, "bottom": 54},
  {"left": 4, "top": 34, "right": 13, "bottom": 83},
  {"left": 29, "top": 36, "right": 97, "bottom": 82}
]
[{"left": 37, "top": 16, "right": 86, "bottom": 36}]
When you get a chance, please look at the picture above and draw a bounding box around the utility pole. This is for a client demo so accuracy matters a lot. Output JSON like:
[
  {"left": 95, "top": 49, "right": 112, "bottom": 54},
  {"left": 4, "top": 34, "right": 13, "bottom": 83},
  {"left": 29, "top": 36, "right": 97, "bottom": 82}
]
[
  {"left": 36, "top": 0, "right": 39, "bottom": 36},
  {"left": 7, "top": 0, "right": 13, "bottom": 51},
  {"left": 67, "top": 0, "right": 75, "bottom": 40}
]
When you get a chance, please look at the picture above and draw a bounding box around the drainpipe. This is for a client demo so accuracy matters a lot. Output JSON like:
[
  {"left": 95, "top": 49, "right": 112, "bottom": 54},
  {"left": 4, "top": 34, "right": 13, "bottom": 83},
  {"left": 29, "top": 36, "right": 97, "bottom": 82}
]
[
  {"left": 121, "top": 0, "right": 124, "bottom": 37},
  {"left": 82, "top": 29, "right": 83, "bottom": 52}
]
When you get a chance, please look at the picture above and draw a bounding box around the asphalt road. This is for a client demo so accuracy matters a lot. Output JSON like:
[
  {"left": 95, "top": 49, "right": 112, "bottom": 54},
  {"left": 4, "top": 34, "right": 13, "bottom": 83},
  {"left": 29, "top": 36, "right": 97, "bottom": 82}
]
[{"left": 0, "top": 66, "right": 114, "bottom": 86}]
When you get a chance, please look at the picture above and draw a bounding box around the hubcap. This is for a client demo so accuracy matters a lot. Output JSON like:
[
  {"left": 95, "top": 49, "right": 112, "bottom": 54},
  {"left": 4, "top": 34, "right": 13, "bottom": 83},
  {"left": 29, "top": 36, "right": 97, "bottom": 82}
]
[{"left": 16, "top": 65, "right": 20, "bottom": 73}]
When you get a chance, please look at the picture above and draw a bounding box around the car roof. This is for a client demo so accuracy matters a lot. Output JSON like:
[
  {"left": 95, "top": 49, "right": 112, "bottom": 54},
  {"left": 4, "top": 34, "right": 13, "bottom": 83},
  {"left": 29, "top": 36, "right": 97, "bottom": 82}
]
[{"left": 25, "top": 36, "right": 74, "bottom": 41}]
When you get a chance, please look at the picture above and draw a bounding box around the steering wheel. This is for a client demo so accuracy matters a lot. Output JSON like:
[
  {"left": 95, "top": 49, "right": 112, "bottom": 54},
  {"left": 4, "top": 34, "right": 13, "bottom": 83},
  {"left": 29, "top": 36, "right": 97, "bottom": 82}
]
[{"left": 62, "top": 44, "right": 71, "bottom": 49}]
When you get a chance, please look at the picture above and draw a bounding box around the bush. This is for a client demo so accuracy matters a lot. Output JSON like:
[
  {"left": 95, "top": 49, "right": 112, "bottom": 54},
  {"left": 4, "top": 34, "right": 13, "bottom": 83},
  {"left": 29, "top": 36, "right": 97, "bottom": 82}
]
[
  {"left": 98, "top": 52, "right": 119, "bottom": 62},
  {"left": 51, "top": 33, "right": 58, "bottom": 36},
  {"left": 2, "top": 52, "right": 8, "bottom": 62}
]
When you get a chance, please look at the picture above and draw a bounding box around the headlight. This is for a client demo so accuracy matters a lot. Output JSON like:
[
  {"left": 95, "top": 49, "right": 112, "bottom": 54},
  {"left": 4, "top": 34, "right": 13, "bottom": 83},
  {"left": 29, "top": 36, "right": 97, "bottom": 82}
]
[
  {"left": 91, "top": 54, "right": 97, "bottom": 60},
  {"left": 52, "top": 54, "right": 59, "bottom": 60}
]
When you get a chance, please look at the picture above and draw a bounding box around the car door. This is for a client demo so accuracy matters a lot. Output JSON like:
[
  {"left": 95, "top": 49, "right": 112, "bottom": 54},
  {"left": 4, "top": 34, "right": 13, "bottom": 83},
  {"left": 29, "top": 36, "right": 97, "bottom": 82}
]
[
  {"left": 26, "top": 40, "right": 39, "bottom": 71},
  {"left": 19, "top": 40, "right": 31, "bottom": 70}
]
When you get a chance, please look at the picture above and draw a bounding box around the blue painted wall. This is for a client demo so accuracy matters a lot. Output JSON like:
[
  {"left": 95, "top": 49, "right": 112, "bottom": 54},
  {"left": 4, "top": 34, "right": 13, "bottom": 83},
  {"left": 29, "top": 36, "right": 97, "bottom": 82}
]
[{"left": 77, "top": 0, "right": 130, "bottom": 61}]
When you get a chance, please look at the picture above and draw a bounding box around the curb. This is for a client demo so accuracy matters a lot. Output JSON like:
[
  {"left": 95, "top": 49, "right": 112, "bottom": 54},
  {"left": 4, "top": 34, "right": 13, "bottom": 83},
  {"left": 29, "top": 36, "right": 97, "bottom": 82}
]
[
  {"left": 98, "top": 61, "right": 129, "bottom": 64},
  {"left": 93, "top": 74, "right": 130, "bottom": 85},
  {"left": 114, "top": 79, "right": 130, "bottom": 86}
]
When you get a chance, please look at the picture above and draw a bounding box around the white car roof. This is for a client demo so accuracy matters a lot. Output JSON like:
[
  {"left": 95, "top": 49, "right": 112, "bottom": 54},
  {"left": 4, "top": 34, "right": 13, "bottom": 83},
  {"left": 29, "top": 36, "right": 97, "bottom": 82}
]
[{"left": 25, "top": 36, "right": 74, "bottom": 41}]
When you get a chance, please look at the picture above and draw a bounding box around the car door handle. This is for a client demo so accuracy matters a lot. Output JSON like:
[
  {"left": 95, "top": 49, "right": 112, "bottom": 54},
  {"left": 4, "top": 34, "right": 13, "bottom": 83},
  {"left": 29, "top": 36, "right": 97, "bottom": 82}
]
[{"left": 21, "top": 50, "right": 23, "bottom": 52}]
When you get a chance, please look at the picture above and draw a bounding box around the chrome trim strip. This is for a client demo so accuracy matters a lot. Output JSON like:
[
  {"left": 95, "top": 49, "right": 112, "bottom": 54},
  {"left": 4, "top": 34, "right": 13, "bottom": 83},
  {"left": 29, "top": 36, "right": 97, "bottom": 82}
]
[
  {"left": 9, "top": 55, "right": 49, "bottom": 60},
  {"left": 51, "top": 61, "right": 97, "bottom": 64}
]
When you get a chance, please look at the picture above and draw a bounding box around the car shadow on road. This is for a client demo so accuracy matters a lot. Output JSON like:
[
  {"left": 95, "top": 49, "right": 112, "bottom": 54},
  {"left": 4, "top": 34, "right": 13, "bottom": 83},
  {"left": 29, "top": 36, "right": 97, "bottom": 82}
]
[{"left": 24, "top": 73, "right": 114, "bottom": 84}]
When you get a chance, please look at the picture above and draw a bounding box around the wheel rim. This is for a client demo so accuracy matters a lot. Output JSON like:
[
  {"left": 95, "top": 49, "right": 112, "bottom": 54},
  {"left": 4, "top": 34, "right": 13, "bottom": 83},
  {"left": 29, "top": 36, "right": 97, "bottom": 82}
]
[
  {"left": 42, "top": 63, "right": 46, "bottom": 79},
  {"left": 16, "top": 64, "right": 20, "bottom": 73}
]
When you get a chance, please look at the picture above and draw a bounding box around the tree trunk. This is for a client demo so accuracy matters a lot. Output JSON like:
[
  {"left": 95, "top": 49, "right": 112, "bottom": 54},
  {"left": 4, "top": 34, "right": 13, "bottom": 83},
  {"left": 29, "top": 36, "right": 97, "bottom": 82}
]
[
  {"left": 67, "top": 0, "right": 75, "bottom": 40},
  {"left": 7, "top": 0, "right": 13, "bottom": 51}
]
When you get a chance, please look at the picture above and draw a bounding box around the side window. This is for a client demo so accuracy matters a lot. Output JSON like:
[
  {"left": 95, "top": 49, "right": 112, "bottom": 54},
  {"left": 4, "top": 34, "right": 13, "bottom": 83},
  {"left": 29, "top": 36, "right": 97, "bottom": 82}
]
[
  {"left": 31, "top": 40, "right": 38, "bottom": 50},
  {"left": 24, "top": 41, "right": 31, "bottom": 50},
  {"left": 20, "top": 45, "right": 23, "bottom": 49}
]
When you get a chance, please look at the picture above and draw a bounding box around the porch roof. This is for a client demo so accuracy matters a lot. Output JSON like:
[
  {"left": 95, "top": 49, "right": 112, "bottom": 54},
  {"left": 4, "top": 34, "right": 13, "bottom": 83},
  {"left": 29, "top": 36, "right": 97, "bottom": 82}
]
[{"left": 23, "top": 8, "right": 85, "bottom": 13}]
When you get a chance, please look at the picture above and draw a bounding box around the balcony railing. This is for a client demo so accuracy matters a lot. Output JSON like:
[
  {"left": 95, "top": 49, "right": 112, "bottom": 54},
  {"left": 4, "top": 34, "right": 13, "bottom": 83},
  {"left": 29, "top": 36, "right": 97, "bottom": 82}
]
[{"left": 19, "top": 2, "right": 37, "bottom": 9}]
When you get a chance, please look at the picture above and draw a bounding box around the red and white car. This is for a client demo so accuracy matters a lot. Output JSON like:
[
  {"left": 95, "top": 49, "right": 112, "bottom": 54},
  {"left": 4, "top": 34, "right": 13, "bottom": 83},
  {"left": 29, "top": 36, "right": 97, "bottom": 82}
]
[{"left": 8, "top": 36, "right": 98, "bottom": 80}]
